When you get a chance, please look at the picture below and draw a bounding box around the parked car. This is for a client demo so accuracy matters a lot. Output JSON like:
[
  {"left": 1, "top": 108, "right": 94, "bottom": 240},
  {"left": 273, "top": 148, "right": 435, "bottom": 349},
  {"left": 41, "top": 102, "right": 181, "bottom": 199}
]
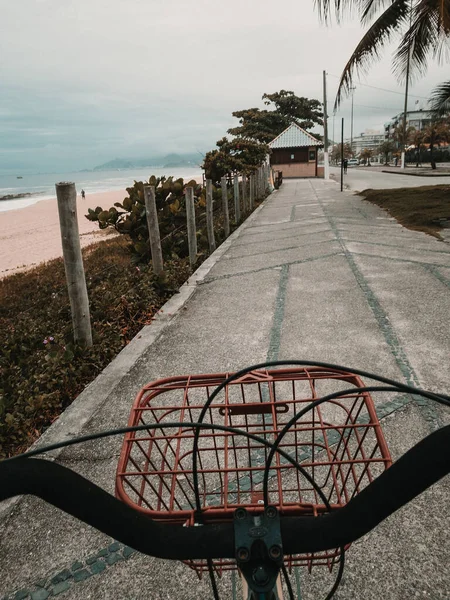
[{"left": 348, "top": 158, "right": 359, "bottom": 166}]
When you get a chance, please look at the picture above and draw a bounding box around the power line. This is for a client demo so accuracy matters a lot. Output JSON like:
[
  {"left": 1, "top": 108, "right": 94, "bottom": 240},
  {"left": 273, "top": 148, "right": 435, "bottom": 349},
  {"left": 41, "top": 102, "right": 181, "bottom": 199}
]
[
  {"left": 328, "top": 73, "right": 429, "bottom": 100},
  {"left": 351, "top": 103, "right": 402, "bottom": 112}
]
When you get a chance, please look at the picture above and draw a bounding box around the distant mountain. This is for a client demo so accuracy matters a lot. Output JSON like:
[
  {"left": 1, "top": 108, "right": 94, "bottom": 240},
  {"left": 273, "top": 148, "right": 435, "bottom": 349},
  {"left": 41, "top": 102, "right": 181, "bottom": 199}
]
[
  {"left": 93, "top": 153, "right": 203, "bottom": 171},
  {"left": 93, "top": 158, "right": 135, "bottom": 170}
]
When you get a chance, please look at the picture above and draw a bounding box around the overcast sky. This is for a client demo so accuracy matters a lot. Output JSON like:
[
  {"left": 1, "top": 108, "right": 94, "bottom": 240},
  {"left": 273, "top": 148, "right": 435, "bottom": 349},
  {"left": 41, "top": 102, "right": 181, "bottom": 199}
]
[{"left": 1, "top": 0, "right": 449, "bottom": 172}]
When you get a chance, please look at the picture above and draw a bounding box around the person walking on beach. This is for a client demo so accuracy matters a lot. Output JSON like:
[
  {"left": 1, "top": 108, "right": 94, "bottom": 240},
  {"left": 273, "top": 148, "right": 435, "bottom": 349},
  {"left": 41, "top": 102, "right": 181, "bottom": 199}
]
[
  {"left": 343, "top": 159, "right": 348, "bottom": 174},
  {"left": 81, "top": 189, "right": 85, "bottom": 199}
]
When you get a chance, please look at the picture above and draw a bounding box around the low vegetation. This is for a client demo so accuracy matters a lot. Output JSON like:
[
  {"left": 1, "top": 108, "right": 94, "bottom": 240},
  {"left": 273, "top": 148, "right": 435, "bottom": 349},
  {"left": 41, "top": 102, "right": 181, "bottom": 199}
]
[
  {"left": 359, "top": 185, "right": 450, "bottom": 238},
  {"left": 0, "top": 237, "right": 192, "bottom": 458},
  {"left": 1, "top": 175, "right": 265, "bottom": 458}
]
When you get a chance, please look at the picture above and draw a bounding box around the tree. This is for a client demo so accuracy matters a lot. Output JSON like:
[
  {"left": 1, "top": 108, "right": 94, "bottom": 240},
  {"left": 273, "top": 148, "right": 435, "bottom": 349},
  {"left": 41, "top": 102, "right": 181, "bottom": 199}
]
[
  {"left": 330, "top": 143, "right": 352, "bottom": 164},
  {"left": 430, "top": 80, "right": 450, "bottom": 117},
  {"left": 410, "top": 128, "right": 426, "bottom": 167},
  {"left": 228, "top": 90, "right": 323, "bottom": 143},
  {"left": 202, "top": 137, "right": 269, "bottom": 184},
  {"left": 422, "top": 121, "right": 450, "bottom": 169},
  {"left": 392, "top": 122, "right": 415, "bottom": 151},
  {"left": 316, "top": 1, "right": 450, "bottom": 107},
  {"left": 359, "top": 148, "right": 373, "bottom": 166},
  {"left": 378, "top": 141, "right": 396, "bottom": 165}
]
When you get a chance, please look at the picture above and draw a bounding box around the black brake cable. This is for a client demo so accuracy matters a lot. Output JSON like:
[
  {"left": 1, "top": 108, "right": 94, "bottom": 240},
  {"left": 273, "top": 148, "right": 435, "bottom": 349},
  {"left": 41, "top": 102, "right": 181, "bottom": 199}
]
[
  {"left": 262, "top": 385, "right": 399, "bottom": 506},
  {"left": 191, "top": 359, "right": 450, "bottom": 516},
  {"left": 266, "top": 387, "right": 398, "bottom": 600},
  {"left": 191, "top": 360, "right": 450, "bottom": 600},
  {"left": 282, "top": 563, "right": 295, "bottom": 600},
  {"left": 263, "top": 385, "right": 401, "bottom": 600},
  {"left": 1, "top": 420, "right": 324, "bottom": 600},
  {"left": 4, "top": 361, "right": 449, "bottom": 600},
  {"left": 325, "top": 549, "right": 345, "bottom": 600},
  {"left": 207, "top": 558, "right": 220, "bottom": 600}
]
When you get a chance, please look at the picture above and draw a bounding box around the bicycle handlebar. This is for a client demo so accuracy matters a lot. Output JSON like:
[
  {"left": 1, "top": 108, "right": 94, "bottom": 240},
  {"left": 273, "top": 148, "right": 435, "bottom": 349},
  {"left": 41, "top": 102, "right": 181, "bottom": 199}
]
[{"left": 1, "top": 424, "right": 448, "bottom": 559}]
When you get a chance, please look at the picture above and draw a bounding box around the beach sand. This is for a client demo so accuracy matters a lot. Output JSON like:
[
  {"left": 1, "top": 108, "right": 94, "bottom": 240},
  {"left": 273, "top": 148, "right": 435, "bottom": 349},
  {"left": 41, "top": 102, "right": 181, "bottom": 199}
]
[{"left": 0, "top": 189, "right": 128, "bottom": 278}]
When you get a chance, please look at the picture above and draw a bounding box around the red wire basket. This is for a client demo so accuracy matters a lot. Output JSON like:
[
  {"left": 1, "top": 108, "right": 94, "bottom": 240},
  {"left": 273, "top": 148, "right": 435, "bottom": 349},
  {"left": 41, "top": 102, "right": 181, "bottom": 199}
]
[{"left": 116, "top": 367, "right": 392, "bottom": 576}]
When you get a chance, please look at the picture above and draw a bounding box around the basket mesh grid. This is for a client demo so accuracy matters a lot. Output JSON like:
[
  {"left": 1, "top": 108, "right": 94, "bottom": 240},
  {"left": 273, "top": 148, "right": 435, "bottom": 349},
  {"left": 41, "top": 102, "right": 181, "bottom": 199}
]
[{"left": 116, "top": 368, "right": 391, "bottom": 575}]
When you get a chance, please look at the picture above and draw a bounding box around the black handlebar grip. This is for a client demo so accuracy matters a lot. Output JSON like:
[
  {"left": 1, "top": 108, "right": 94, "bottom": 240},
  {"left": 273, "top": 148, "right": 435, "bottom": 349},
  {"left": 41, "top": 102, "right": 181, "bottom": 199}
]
[
  {"left": 280, "top": 424, "right": 450, "bottom": 552},
  {"left": 0, "top": 425, "right": 448, "bottom": 558},
  {"left": 0, "top": 458, "right": 235, "bottom": 559}
]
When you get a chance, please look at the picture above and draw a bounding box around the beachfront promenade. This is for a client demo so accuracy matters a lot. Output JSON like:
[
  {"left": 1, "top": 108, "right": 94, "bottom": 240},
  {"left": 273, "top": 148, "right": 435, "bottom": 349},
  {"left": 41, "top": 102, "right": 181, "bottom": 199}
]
[{"left": 1, "top": 178, "right": 449, "bottom": 599}]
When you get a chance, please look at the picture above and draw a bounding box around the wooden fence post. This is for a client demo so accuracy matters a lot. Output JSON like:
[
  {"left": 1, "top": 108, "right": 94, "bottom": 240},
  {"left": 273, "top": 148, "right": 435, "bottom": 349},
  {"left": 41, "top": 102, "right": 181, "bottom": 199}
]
[
  {"left": 144, "top": 185, "right": 164, "bottom": 275},
  {"left": 55, "top": 182, "right": 93, "bottom": 347},
  {"left": 241, "top": 174, "right": 247, "bottom": 213},
  {"left": 221, "top": 176, "right": 230, "bottom": 237},
  {"left": 185, "top": 186, "right": 197, "bottom": 266},
  {"left": 205, "top": 179, "right": 216, "bottom": 252},
  {"left": 233, "top": 174, "right": 241, "bottom": 223},
  {"left": 249, "top": 174, "right": 254, "bottom": 209}
]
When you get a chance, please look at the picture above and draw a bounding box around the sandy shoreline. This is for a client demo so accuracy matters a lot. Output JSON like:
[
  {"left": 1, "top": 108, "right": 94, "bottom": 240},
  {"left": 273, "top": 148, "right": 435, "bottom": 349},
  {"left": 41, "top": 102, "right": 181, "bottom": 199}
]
[{"left": 0, "top": 189, "right": 128, "bottom": 278}]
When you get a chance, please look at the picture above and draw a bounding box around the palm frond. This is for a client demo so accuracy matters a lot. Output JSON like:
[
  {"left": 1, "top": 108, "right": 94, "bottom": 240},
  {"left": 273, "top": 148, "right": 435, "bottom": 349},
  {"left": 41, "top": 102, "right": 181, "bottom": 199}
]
[
  {"left": 394, "top": 0, "right": 450, "bottom": 81},
  {"left": 430, "top": 80, "right": 450, "bottom": 116},
  {"left": 314, "top": 0, "right": 364, "bottom": 22},
  {"left": 334, "top": 0, "right": 409, "bottom": 107},
  {"left": 437, "top": 0, "right": 450, "bottom": 32},
  {"left": 360, "top": 0, "right": 396, "bottom": 25}
]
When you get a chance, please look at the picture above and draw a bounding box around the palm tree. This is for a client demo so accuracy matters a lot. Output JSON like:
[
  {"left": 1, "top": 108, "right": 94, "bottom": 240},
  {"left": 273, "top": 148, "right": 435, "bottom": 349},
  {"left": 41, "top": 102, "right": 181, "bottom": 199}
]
[
  {"left": 378, "top": 140, "right": 396, "bottom": 165},
  {"left": 430, "top": 81, "right": 450, "bottom": 117},
  {"left": 422, "top": 121, "right": 450, "bottom": 169},
  {"left": 410, "top": 128, "right": 425, "bottom": 167},
  {"left": 392, "top": 122, "right": 415, "bottom": 145},
  {"left": 359, "top": 148, "right": 373, "bottom": 166},
  {"left": 316, "top": 1, "right": 450, "bottom": 107}
]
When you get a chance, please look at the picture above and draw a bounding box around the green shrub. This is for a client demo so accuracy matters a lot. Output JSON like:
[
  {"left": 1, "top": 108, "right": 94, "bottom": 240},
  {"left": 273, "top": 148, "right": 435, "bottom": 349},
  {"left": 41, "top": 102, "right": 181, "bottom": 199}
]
[
  {"left": 0, "top": 237, "right": 190, "bottom": 458},
  {"left": 85, "top": 176, "right": 223, "bottom": 264}
]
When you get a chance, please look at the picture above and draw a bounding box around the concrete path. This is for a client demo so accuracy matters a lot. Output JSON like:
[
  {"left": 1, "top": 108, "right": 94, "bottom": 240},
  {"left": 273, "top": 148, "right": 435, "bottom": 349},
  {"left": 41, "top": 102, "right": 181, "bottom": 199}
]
[
  {"left": 1, "top": 179, "right": 449, "bottom": 599},
  {"left": 331, "top": 165, "right": 450, "bottom": 192}
]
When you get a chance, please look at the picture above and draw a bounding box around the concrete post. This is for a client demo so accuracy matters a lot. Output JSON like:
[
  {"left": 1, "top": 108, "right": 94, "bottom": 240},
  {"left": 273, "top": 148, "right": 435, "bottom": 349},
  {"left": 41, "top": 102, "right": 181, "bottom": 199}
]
[
  {"left": 55, "top": 182, "right": 93, "bottom": 347},
  {"left": 205, "top": 179, "right": 216, "bottom": 253},
  {"left": 185, "top": 186, "right": 197, "bottom": 266},
  {"left": 249, "top": 174, "right": 255, "bottom": 209},
  {"left": 221, "top": 176, "right": 230, "bottom": 237},
  {"left": 144, "top": 185, "right": 164, "bottom": 275},
  {"left": 241, "top": 173, "right": 247, "bottom": 213},
  {"left": 233, "top": 174, "right": 240, "bottom": 223}
]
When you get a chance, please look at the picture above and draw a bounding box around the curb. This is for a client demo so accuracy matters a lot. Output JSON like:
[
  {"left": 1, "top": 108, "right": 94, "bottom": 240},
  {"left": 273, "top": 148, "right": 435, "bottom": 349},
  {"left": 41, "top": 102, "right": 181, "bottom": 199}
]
[
  {"left": 381, "top": 169, "right": 450, "bottom": 177},
  {"left": 0, "top": 199, "right": 268, "bottom": 518}
]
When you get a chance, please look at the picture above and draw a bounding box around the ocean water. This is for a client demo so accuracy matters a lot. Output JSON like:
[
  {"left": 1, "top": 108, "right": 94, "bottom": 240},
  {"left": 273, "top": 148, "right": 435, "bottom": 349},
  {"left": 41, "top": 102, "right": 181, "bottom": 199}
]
[{"left": 0, "top": 166, "right": 203, "bottom": 213}]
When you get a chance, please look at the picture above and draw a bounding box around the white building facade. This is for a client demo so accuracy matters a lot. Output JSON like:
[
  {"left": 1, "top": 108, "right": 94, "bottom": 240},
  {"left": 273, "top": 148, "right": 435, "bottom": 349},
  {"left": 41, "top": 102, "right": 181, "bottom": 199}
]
[{"left": 348, "top": 130, "right": 385, "bottom": 156}]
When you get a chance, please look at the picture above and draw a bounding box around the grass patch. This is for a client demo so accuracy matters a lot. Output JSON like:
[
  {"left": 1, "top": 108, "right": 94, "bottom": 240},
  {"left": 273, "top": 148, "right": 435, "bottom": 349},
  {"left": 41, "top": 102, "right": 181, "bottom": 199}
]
[
  {"left": 0, "top": 186, "right": 265, "bottom": 458},
  {"left": 0, "top": 236, "right": 194, "bottom": 458},
  {"left": 359, "top": 185, "right": 450, "bottom": 239}
]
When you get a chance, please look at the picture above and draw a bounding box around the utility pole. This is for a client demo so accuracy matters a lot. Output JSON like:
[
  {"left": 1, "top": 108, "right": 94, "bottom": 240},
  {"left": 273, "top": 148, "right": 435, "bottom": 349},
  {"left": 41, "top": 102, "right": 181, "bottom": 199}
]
[
  {"left": 401, "top": 0, "right": 413, "bottom": 169},
  {"left": 350, "top": 86, "right": 356, "bottom": 155},
  {"left": 340, "top": 118, "right": 344, "bottom": 192},
  {"left": 332, "top": 110, "right": 336, "bottom": 164},
  {"left": 323, "top": 70, "right": 329, "bottom": 180}
]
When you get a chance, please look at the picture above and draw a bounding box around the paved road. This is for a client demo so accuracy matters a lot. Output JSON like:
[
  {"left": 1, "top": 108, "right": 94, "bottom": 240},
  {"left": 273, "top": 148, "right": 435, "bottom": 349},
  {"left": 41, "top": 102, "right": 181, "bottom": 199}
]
[
  {"left": 1, "top": 178, "right": 449, "bottom": 599},
  {"left": 331, "top": 165, "right": 450, "bottom": 191}
]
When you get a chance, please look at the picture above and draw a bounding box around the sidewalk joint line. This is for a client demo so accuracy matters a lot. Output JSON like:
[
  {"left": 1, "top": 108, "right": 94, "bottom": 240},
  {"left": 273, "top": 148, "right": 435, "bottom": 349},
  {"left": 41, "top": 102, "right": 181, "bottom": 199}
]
[
  {"left": 224, "top": 239, "right": 336, "bottom": 262},
  {"left": 201, "top": 253, "right": 341, "bottom": 284},
  {"left": 308, "top": 181, "right": 441, "bottom": 430}
]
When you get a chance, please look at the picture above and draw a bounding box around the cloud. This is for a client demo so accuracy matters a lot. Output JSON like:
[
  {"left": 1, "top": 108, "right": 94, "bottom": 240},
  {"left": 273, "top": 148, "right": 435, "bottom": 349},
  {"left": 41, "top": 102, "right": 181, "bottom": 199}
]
[{"left": 1, "top": 0, "right": 449, "bottom": 170}]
